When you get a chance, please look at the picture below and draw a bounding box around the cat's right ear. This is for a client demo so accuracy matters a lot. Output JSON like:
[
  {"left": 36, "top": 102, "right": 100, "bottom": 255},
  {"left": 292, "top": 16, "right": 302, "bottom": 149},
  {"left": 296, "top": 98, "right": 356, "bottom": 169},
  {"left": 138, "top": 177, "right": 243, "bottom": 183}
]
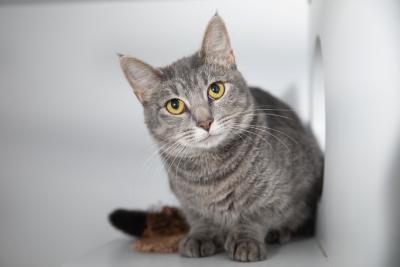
[
  {"left": 200, "top": 14, "right": 235, "bottom": 68},
  {"left": 119, "top": 55, "right": 162, "bottom": 105}
]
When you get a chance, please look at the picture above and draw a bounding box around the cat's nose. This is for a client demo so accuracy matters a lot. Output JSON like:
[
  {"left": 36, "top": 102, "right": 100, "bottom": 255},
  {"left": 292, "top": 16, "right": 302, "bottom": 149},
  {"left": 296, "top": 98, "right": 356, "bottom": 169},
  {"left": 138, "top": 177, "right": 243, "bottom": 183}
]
[{"left": 197, "top": 118, "right": 214, "bottom": 131}]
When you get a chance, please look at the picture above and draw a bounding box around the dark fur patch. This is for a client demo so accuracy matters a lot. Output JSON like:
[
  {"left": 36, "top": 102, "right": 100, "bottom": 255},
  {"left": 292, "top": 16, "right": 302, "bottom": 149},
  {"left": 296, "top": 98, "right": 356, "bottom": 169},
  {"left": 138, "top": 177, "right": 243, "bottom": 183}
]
[
  {"left": 109, "top": 207, "right": 190, "bottom": 238},
  {"left": 109, "top": 209, "right": 147, "bottom": 237}
]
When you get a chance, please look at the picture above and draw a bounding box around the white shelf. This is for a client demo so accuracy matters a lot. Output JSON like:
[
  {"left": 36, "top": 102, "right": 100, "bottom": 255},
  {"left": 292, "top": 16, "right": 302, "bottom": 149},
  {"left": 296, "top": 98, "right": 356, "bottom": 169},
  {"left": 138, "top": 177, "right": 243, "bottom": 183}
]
[{"left": 61, "top": 238, "right": 328, "bottom": 267}]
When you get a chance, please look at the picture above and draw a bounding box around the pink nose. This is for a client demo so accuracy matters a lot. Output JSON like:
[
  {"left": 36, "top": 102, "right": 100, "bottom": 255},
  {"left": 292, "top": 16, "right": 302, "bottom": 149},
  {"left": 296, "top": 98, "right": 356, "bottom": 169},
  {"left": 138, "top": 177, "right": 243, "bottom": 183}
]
[{"left": 197, "top": 119, "right": 214, "bottom": 131}]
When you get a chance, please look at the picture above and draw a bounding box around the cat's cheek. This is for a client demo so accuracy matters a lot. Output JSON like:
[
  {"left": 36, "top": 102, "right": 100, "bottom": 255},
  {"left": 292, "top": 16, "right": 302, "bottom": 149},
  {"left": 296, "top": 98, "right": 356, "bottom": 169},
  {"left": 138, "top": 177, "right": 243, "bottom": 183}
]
[{"left": 208, "top": 120, "right": 224, "bottom": 136}]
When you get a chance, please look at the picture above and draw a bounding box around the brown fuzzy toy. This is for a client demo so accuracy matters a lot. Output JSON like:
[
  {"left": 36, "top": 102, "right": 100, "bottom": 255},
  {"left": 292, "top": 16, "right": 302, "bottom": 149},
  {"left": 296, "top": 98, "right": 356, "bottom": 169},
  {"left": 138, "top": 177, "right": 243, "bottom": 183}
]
[{"left": 109, "top": 206, "right": 189, "bottom": 253}]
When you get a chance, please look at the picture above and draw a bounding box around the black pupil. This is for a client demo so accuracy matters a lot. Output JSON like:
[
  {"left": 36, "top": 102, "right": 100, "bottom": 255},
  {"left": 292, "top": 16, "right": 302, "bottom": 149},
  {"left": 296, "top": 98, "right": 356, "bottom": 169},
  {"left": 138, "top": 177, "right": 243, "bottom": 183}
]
[
  {"left": 211, "top": 84, "right": 220, "bottom": 94},
  {"left": 171, "top": 99, "right": 180, "bottom": 109}
]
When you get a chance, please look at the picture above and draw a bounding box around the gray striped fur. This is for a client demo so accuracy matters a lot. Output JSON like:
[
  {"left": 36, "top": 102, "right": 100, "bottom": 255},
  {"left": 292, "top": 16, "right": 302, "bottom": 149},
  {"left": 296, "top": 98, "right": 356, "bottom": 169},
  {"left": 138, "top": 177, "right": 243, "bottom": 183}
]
[{"left": 120, "top": 15, "right": 323, "bottom": 262}]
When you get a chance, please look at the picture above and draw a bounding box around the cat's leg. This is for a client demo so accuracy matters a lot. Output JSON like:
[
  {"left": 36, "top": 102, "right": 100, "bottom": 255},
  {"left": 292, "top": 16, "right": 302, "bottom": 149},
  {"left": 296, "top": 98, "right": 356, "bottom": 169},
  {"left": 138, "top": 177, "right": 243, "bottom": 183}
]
[
  {"left": 179, "top": 213, "right": 224, "bottom": 258},
  {"left": 225, "top": 218, "right": 268, "bottom": 262},
  {"left": 265, "top": 227, "right": 292, "bottom": 244}
]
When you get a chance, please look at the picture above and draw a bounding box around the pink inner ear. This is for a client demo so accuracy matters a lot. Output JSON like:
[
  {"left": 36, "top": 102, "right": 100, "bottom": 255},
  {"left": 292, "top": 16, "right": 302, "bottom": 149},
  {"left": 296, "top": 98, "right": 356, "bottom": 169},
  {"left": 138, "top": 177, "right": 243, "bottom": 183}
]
[{"left": 134, "top": 90, "right": 146, "bottom": 103}]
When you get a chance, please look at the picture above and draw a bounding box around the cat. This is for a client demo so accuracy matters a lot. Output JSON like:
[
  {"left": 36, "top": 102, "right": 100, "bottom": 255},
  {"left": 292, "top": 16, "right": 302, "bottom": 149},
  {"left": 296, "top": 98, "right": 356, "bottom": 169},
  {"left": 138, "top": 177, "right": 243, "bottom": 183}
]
[{"left": 117, "top": 14, "right": 323, "bottom": 262}]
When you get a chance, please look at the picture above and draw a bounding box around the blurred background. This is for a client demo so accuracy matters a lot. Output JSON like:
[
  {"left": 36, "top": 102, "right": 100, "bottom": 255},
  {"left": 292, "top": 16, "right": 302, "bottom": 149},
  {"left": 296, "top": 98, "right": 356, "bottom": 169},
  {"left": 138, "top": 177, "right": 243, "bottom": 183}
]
[{"left": 0, "top": 1, "right": 309, "bottom": 266}]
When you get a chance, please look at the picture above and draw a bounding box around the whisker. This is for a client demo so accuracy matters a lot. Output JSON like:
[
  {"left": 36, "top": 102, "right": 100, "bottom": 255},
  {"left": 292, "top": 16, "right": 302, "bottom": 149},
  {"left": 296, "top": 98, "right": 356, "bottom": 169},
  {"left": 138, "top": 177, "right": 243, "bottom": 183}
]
[
  {"left": 237, "top": 111, "right": 294, "bottom": 121},
  {"left": 226, "top": 104, "right": 292, "bottom": 112},
  {"left": 144, "top": 142, "right": 179, "bottom": 173},
  {"left": 232, "top": 123, "right": 290, "bottom": 151},
  {"left": 165, "top": 143, "right": 187, "bottom": 176},
  {"left": 142, "top": 130, "right": 189, "bottom": 169},
  {"left": 175, "top": 144, "right": 190, "bottom": 178},
  {"left": 241, "top": 124, "right": 298, "bottom": 145},
  {"left": 228, "top": 125, "right": 274, "bottom": 151}
]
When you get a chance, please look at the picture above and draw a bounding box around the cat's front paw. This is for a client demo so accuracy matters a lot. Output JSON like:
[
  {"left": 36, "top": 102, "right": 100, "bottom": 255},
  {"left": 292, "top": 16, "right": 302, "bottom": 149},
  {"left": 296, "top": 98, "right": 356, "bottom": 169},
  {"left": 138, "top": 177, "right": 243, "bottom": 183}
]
[
  {"left": 179, "top": 234, "right": 217, "bottom": 258},
  {"left": 225, "top": 236, "right": 267, "bottom": 262}
]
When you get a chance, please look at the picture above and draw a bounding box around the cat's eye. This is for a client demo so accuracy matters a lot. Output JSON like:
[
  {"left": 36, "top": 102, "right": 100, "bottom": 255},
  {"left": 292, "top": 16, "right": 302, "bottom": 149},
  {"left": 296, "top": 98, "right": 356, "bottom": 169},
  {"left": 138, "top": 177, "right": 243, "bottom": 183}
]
[
  {"left": 208, "top": 82, "right": 225, "bottom": 100},
  {"left": 165, "top": 98, "right": 185, "bottom": 115}
]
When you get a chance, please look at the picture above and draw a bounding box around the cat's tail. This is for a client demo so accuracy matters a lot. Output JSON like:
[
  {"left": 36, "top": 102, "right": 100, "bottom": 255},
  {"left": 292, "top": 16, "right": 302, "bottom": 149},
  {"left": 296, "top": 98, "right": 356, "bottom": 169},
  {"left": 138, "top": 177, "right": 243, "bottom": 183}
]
[{"left": 108, "top": 206, "right": 189, "bottom": 238}]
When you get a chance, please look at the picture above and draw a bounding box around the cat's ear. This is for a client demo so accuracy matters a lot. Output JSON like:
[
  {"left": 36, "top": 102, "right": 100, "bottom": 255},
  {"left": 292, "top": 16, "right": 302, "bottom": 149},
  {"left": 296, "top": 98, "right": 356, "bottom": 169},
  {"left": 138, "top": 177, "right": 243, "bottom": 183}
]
[
  {"left": 200, "top": 14, "right": 235, "bottom": 68},
  {"left": 119, "top": 55, "right": 162, "bottom": 104}
]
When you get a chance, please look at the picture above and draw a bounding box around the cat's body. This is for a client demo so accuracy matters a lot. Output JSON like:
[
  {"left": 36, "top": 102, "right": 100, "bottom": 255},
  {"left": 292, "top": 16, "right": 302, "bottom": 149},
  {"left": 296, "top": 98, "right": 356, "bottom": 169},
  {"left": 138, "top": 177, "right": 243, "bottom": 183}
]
[
  {"left": 118, "top": 15, "right": 323, "bottom": 262},
  {"left": 166, "top": 86, "right": 322, "bottom": 232},
  {"left": 163, "top": 86, "right": 322, "bottom": 260}
]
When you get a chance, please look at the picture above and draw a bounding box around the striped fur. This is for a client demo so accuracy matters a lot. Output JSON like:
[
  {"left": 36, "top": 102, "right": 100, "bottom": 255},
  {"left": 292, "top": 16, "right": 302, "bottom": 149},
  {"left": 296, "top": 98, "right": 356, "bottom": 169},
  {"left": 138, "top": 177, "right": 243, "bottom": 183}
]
[{"left": 120, "top": 15, "right": 323, "bottom": 262}]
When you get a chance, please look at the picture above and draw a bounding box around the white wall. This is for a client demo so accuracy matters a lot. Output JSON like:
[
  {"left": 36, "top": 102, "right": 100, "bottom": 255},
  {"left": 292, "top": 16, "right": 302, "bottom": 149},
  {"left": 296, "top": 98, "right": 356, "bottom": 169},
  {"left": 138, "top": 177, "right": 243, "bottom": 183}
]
[
  {"left": 0, "top": 1, "right": 309, "bottom": 266},
  {"left": 310, "top": 1, "right": 400, "bottom": 267}
]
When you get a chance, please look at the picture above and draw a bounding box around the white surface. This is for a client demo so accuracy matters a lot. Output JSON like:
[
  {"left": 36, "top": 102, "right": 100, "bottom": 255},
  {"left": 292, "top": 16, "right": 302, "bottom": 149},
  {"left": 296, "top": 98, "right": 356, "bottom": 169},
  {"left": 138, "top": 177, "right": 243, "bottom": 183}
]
[
  {"left": 61, "top": 238, "right": 327, "bottom": 267},
  {"left": 0, "top": 1, "right": 309, "bottom": 267},
  {"left": 310, "top": 1, "right": 400, "bottom": 267},
  {"left": 309, "top": 38, "right": 325, "bottom": 150}
]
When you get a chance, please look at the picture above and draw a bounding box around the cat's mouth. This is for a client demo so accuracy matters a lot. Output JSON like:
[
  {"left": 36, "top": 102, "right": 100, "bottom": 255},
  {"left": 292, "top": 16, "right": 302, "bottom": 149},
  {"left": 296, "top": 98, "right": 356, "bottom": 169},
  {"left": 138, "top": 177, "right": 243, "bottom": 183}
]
[{"left": 194, "top": 132, "right": 225, "bottom": 148}]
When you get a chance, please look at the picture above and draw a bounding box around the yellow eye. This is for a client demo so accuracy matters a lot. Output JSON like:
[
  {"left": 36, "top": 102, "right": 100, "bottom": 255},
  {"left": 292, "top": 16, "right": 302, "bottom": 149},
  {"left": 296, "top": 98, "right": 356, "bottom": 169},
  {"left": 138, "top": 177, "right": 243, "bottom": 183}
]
[
  {"left": 208, "top": 82, "right": 225, "bottom": 100},
  {"left": 166, "top": 98, "right": 185, "bottom": 115}
]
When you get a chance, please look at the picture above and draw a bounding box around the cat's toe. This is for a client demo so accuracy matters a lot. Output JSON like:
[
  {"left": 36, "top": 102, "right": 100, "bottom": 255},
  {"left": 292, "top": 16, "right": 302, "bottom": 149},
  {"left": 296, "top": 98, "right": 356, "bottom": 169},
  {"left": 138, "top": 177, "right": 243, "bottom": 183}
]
[
  {"left": 226, "top": 238, "right": 267, "bottom": 262},
  {"left": 179, "top": 235, "right": 217, "bottom": 258}
]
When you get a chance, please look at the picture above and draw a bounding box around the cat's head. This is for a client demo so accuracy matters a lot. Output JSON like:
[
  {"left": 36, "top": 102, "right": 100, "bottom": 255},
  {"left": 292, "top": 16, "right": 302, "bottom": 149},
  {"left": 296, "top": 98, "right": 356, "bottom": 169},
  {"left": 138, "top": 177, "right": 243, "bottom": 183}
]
[{"left": 120, "top": 15, "right": 254, "bottom": 151}]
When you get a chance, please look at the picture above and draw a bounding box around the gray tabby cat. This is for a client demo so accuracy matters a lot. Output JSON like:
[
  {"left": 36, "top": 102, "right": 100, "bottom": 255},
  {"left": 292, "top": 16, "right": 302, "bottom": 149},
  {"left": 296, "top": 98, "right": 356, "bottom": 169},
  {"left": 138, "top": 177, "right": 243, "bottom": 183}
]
[{"left": 119, "top": 15, "right": 323, "bottom": 262}]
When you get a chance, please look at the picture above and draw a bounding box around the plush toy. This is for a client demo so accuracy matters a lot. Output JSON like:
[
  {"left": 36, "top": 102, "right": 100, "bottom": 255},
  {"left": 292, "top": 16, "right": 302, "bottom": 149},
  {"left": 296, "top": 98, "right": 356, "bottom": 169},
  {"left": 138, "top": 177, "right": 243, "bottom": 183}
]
[{"left": 109, "top": 206, "right": 189, "bottom": 253}]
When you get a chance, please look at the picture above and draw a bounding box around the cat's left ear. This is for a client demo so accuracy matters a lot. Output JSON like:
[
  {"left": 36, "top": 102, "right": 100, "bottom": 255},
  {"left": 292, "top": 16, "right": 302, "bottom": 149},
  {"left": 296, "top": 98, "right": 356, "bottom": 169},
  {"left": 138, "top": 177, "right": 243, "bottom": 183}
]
[
  {"left": 119, "top": 55, "right": 162, "bottom": 105},
  {"left": 200, "top": 14, "right": 236, "bottom": 68}
]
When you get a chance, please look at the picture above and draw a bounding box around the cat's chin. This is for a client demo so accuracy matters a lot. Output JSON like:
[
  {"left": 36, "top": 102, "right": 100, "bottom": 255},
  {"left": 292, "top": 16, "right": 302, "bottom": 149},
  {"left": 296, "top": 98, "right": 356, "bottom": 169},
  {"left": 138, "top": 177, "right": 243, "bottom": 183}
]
[{"left": 191, "top": 133, "right": 226, "bottom": 149}]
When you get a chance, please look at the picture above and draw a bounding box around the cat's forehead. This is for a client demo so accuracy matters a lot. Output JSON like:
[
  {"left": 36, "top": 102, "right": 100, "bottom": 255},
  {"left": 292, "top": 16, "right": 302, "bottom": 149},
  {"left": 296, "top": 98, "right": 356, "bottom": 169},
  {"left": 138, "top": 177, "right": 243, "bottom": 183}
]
[
  {"left": 160, "top": 55, "right": 225, "bottom": 85},
  {"left": 157, "top": 54, "right": 231, "bottom": 101},
  {"left": 159, "top": 72, "right": 209, "bottom": 100},
  {"left": 159, "top": 57, "right": 207, "bottom": 93},
  {"left": 161, "top": 55, "right": 203, "bottom": 80}
]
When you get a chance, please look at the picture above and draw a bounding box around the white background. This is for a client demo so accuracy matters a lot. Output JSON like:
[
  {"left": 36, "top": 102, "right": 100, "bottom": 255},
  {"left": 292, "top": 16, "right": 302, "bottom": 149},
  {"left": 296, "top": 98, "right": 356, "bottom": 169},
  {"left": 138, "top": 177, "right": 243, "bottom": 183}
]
[
  {"left": 0, "top": 1, "right": 309, "bottom": 266},
  {"left": 310, "top": 1, "right": 400, "bottom": 267}
]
